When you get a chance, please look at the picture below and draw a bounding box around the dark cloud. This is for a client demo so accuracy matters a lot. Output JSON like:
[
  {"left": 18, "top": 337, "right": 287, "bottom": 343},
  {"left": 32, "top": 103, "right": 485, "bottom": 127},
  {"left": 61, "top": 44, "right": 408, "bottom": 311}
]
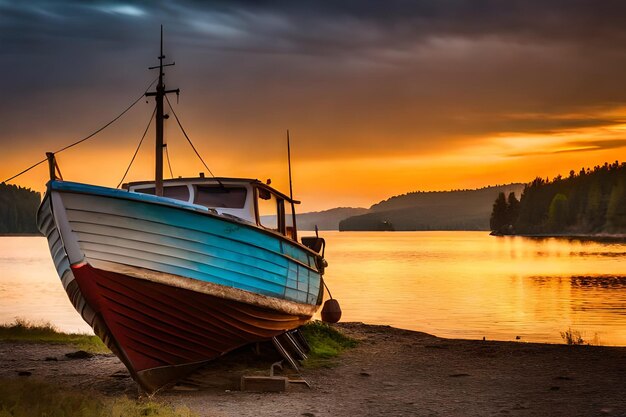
[
  {"left": 558, "top": 139, "right": 626, "bottom": 152},
  {"left": 508, "top": 139, "right": 626, "bottom": 157},
  {"left": 4, "top": 1, "right": 626, "bottom": 55},
  {"left": 166, "top": 0, "right": 626, "bottom": 55},
  {"left": 3, "top": 0, "right": 626, "bottom": 164},
  {"left": 484, "top": 115, "right": 624, "bottom": 135}
]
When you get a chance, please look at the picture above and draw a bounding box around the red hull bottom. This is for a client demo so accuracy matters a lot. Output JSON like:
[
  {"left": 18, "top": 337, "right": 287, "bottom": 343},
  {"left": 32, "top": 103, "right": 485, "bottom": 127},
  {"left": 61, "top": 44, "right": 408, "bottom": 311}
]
[{"left": 68, "top": 263, "right": 309, "bottom": 392}]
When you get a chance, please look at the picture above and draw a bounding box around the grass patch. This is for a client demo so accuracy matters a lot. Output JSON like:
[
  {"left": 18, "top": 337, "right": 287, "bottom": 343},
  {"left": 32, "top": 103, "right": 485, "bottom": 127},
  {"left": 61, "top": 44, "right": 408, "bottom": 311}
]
[
  {"left": 300, "top": 321, "right": 357, "bottom": 367},
  {"left": 0, "top": 319, "right": 109, "bottom": 354},
  {"left": 560, "top": 328, "right": 586, "bottom": 345},
  {"left": 0, "top": 378, "right": 196, "bottom": 417}
]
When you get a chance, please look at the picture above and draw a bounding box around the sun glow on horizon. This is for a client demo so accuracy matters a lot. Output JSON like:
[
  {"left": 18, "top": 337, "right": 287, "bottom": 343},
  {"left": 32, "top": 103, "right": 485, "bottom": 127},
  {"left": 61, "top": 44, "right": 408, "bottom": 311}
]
[{"left": 3, "top": 105, "right": 626, "bottom": 212}]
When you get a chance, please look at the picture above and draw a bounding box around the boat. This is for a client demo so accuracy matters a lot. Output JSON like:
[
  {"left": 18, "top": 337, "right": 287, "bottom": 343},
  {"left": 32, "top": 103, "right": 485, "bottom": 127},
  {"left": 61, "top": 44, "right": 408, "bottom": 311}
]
[{"left": 36, "top": 30, "right": 330, "bottom": 393}]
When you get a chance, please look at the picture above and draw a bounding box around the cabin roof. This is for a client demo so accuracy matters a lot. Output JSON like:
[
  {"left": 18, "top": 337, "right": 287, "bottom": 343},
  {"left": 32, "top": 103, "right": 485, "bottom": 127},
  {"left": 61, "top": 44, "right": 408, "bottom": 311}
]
[{"left": 124, "top": 176, "right": 300, "bottom": 204}]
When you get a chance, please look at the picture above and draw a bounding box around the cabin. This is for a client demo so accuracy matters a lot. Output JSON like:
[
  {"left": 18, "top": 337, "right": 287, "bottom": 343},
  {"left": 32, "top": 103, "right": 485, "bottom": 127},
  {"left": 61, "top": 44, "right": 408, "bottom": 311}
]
[{"left": 123, "top": 176, "right": 299, "bottom": 241}]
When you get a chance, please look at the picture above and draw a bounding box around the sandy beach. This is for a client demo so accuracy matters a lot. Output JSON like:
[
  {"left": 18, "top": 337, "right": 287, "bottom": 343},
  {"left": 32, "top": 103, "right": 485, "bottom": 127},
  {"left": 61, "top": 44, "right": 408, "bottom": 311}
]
[{"left": 1, "top": 323, "right": 625, "bottom": 417}]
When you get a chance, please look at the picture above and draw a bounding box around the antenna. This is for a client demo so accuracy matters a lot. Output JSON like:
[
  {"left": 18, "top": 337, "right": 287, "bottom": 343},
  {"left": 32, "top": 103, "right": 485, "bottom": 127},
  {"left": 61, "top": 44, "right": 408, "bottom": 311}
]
[{"left": 287, "top": 130, "right": 298, "bottom": 241}]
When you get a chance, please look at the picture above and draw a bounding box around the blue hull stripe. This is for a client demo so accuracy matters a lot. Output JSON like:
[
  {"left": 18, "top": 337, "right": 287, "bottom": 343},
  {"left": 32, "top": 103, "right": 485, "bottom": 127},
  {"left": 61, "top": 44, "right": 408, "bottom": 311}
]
[{"left": 52, "top": 181, "right": 322, "bottom": 305}]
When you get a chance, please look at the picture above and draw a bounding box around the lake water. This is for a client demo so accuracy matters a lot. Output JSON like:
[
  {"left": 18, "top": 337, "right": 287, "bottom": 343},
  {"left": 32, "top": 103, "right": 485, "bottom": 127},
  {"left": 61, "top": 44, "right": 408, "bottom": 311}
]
[{"left": 1, "top": 232, "right": 625, "bottom": 345}]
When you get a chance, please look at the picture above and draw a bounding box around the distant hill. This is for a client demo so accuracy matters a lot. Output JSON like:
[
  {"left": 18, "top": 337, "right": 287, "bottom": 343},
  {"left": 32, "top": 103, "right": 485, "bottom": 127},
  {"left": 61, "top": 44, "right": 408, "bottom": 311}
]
[
  {"left": 0, "top": 183, "right": 41, "bottom": 234},
  {"left": 339, "top": 184, "right": 525, "bottom": 231},
  {"left": 296, "top": 207, "right": 369, "bottom": 231}
]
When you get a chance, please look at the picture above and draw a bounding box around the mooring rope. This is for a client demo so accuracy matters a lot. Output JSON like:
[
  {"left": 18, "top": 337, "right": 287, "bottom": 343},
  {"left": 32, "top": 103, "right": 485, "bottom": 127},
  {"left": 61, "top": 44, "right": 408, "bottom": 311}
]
[{"left": 322, "top": 278, "right": 334, "bottom": 299}]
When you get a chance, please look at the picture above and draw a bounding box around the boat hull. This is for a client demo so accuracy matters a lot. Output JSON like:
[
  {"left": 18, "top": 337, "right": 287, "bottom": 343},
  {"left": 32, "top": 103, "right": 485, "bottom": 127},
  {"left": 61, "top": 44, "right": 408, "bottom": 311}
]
[
  {"left": 70, "top": 262, "right": 308, "bottom": 392},
  {"left": 37, "top": 181, "right": 323, "bottom": 392}
]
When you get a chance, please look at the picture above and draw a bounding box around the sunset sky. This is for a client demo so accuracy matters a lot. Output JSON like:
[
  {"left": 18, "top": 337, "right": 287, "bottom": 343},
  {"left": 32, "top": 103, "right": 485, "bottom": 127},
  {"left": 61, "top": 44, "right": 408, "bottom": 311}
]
[{"left": 2, "top": 1, "right": 626, "bottom": 212}]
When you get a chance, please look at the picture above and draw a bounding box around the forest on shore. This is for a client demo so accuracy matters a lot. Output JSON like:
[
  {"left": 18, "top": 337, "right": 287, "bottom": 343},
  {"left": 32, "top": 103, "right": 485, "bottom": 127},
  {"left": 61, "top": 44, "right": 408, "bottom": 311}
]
[
  {"left": 490, "top": 161, "right": 626, "bottom": 235},
  {"left": 0, "top": 183, "right": 41, "bottom": 234}
]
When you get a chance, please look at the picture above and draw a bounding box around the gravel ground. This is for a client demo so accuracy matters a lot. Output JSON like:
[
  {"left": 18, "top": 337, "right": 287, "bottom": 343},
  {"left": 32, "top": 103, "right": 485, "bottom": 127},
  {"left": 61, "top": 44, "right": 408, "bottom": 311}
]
[{"left": 1, "top": 322, "right": 625, "bottom": 417}]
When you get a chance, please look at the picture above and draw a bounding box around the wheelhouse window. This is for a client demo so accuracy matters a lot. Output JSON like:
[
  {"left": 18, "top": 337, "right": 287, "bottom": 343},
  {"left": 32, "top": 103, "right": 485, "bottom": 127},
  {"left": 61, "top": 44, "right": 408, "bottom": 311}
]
[
  {"left": 136, "top": 185, "right": 190, "bottom": 202},
  {"left": 194, "top": 185, "right": 247, "bottom": 208},
  {"left": 257, "top": 188, "right": 279, "bottom": 231}
]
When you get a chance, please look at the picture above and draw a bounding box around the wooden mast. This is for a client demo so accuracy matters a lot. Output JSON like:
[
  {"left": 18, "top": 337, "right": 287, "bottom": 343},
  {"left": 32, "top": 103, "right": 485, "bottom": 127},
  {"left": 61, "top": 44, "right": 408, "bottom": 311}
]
[{"left": 146, "top": 25, "right": 179, "bottom": 197}]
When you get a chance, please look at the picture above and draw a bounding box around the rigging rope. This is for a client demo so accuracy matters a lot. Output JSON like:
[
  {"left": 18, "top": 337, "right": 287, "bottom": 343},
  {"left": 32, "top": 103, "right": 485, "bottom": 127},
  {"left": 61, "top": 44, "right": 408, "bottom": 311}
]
[
  {"left": 165, "top": 144, "right": 174, "bottom": 179},
  {"left": 3, "top": 159, "right": 48, "bottom": 185},
  {"left": 164, "top": 95, "right": 218, "bottom": 180},
  {"left": 116, "top": 105, "right": 157, "bottom": 189},
  {"left": 3, "top": 77, "right": 159, "bottom": 184}
]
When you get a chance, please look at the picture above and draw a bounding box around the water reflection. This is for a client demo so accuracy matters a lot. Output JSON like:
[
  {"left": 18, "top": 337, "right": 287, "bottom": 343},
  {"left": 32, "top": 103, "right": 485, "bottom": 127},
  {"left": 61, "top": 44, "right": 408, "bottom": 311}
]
[
  {"left": 0, "top": 237, "right": 89, "bottom": 333},
  {"left": 1, "top": 233, "right": 625, "bottom": 345},
  {"left": 319, "top": 231, "right": 626, "bottom": 346},
  {"left": 570, "top": 275, "right": 626, "bottom": 288}
]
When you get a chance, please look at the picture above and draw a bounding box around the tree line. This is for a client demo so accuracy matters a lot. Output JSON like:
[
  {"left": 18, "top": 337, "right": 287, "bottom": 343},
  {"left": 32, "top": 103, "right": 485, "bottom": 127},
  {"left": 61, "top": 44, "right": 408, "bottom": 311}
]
[
  {"left": 0, "top": 183, "right": 41, "bottom": 234},
  {"left": 490, "top": 161, "right": 626, "bottom": 235}
]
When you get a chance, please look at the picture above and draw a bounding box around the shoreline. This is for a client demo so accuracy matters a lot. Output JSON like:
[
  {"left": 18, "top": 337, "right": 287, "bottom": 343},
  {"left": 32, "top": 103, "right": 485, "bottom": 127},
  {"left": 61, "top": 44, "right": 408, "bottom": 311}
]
[
  {"left": 491, "top": 231, "right": 626, "bottom": 241},
  {"left": 4, "top": 230, "right": 626, "bottom": 240},
  {"left": 1, "top": 322, "right": 625, "bottom": 416}
]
